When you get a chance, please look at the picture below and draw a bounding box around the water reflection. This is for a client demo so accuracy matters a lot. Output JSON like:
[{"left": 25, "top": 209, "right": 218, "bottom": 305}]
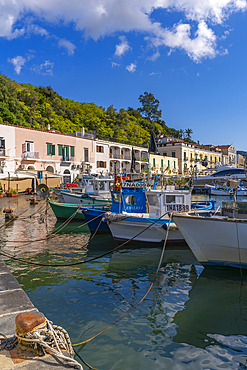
[
  {"left": 173, "top": 268, "right": 247, "bottom": 347},
  {"left": 1, "top": 196, "right": 247, "bottom": 369}
]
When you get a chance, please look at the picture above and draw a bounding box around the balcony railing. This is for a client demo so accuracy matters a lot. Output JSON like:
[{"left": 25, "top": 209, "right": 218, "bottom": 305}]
[
  {"left": 23, "top": 151, "right": 39, "bottom": 159},
  {"left": 110, "top": 153, "right": 122, "bottom": 159},
  {"left": 61, "top": 156, "right": 74, "bottom": 162},
  {"left": 141, "top": 157, "right": 149, "bottom": 162},
  {"left": 0, "top": 148, "right": 9, "bottom": 157}
]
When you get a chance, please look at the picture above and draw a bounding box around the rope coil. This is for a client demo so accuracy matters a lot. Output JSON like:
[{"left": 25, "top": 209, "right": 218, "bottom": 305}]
[{"left": 16, "top": 318, "right": 83, "bottom": 369}]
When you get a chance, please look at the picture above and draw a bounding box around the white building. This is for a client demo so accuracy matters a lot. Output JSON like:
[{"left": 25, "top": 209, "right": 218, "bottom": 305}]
[
  {"left": 0, "top": 124, "right": 16, "bottom": 175},
  {"left": 93, "top": 137, "right": 149, "bottom": 175}
]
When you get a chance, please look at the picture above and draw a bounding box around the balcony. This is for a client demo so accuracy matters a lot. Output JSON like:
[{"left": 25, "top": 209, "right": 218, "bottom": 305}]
[
  {"left": 22, "top": 151, "right": 39, "bottom": 159},
  {"left": 0, "top": 148, "right": 9, "bottom": 157},
  {"left": 141, "top": 157, "right": 149, "bottom": 162},
  {"left": 183, "top": 157, "right": 189, "bottom": 161},
  {"left": 110, "top": 153, "right": 122, "bottom": 159},
  {"left": 61, "top": 156, "right": 74, "bottom": 162}
]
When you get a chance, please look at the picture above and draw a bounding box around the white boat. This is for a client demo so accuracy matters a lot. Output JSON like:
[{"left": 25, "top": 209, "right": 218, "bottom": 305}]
[
  {"left": 196, "top": 166, "right": 246, "bottom": 186},
  {"left": 205, "top": 184, "right": 247, "bottom": 196},
  {"left": 61, "top": 178, "right": 113, "bottom": 204},
  {"left": 105, "top": 186, "right": 193, "bottom": 244},
  {"left": 172, "top": 201, "right": 247, "bottom": 269}
]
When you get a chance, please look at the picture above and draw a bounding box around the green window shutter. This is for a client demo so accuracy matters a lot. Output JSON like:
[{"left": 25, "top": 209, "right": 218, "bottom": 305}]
[
  {"left": 70, "top": 146, "right": 75, "bottom": 157},
  {"left": 174, "top": 161, "right": 176, "bottom": 169},
  {"left": 52, "top": 145, "right": 55, "bottom": 155},
  {"left": 47, "top": 144, "right": 51, "bottom": 155},
  {"left": 168, "top": 160, "right": 170, "bottom": 167},
  {"left": 58, "top": 145, "right": 63, "bottom": 156},
  {"left": 66, "top": 146, "right": 69, "bottom": 157},
  {"left": 161, "top": 159, "right": 163, "bottom": 168},
  {"left": 153, "top": 158, "right": 155, "bottom": 167}
]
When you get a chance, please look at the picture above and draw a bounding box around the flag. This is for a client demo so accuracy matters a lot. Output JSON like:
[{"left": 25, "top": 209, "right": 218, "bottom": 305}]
[
  {"left": 148, "top": 130, "right": 158, "bottom": 154},
  {"left": 131, "top": 147, "right": 136, "bottom": 172}
]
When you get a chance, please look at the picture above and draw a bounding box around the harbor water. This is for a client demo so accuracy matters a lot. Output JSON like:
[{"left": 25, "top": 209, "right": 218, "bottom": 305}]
[{"left": 0, "top": 195, "right": 247, "bottom": 369}]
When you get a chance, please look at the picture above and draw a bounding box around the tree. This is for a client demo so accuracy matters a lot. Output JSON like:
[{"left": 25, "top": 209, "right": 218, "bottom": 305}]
[
  {"left": 184, "top": 128, "right": 193, "bottom": 139},
  {"left": 138, "top": 92, "right": 162, "bottom": 122}
]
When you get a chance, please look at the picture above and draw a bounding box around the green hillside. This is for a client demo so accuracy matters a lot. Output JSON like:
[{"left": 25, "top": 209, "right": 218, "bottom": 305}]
[{"left": 0, "top": 73, "right": 192, "bottom": 145}]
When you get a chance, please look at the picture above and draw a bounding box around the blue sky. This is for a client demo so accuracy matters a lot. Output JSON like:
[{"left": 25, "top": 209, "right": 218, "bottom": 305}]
[{"left": 1, "top": 0, "right": 247, "bottom": 150}]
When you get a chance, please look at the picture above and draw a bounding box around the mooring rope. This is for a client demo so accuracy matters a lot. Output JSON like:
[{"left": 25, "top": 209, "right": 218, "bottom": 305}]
[
  {"left": 72, "top": 214, "right": 173, "bottom": 347},
  {"left": 0, "top": 211, "right": 171, "bottom": 268}
]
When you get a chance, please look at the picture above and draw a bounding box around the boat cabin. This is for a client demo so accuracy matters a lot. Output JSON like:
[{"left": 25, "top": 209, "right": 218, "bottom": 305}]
[
  {"left": 111, "top": 183, "right": 147, "bottom": 214},
  {"left": 81, "top": 177, "right": 113, "bottom": 198},
  {"left": 146, "top": 185, "right": 191, "bottom": 218}
]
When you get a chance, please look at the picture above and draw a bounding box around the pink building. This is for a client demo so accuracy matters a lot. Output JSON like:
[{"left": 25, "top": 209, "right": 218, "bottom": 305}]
[{"left": 0, "top": 123, "right": 95, "bottom": 184}]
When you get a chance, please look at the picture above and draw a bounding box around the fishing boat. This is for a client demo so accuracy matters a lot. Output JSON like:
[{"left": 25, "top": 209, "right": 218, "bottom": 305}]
[
  {"left": 172, "top": 200, "right": 247, "bottom": 269},
  {"left": 81, "top": 182, "right": 148, "bottom": 233},
  {"left": 105, "top": 186, "right": 215, "bottom": 245},
  {"left": 60, "top": 178, "right": 113, "bottom": 204},
  {"left": 84, "top": 182, "right": 215, "bottom": 242},
  {"left": 49, "top": 200, "right": 111, "bottom": 221}
]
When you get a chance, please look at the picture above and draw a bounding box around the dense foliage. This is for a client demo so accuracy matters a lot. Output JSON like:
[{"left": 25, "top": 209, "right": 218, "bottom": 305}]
[{"left": 0, "top": 73, "right": 193, "bottom": 145}]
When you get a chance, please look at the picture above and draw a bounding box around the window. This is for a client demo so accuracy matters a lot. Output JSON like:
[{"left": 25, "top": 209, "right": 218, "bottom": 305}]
[
  {"left": 205, "top": 155, "right": 207, "bottom": 160},
  {"left": 195, "top": 154, "right": 198, "bottom": 160},
  {"left": 58, "top": 145, "right": 63, "bottom": 156},
  {"left": 70, "top": 146, "right": 75, "bottom": 157},
  {"left": 210, "top": 156, "right": 212, "bottom": 162},
  {"left": 161, "top": 159, "right": 163, "bottom": 168},
  {"left": 184, "top": 152, "right": 187, "bottom": 160},
  {"left": 97, "top": 161, "right": 106, "bottom": 168},
  {"left": 112, "top": 193, "right": 121, "bottom": 203},
  {"left": 47, "top": 143, "right": 55, "bottom": 155},
  {"left": 168, "top": 160, "right": 170, "bottom": 168},
  {"left": 166, "top": 195, "right": 176, "bottom": 203},
  {"left": 0, "top": 138, "right": 5, "bottom": 149},
  {"left": 190, "top": 153, "right": 193, "bottom": 160},
  {"left": 84, "top": 148, "right": 89, "bottom": 162},
  {"left": 184, "top": 163, "right": 187, "bottom": 169},
  {"left": 25, "top": 141, "right": 34, "bottom": 152},
  {"left": 200, "top": 154, "right": 202, "bottom": 160},
  {"left": 147, "top": 194, "right": 159, "bottom": 206},
  {"left": 96, "top": 145, "right": 104, "bottom": 153},
  {"left": 172, "top": 152, "right": 175, "bottom": 157},
  {"left": 163, "top": 152, "right": 167, "bottom": 156},
  {"left": 124, "top": 195, "right": 137, "bottom": 205},
  {"left": 153, "top": 158, "right": 155, "bottom": 167},
  {"left": 174, "top": 161, "right": 176, "bottom": 169}
]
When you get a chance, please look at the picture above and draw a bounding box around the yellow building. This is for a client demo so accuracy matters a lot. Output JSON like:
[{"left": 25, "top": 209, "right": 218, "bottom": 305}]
[
  {"left": 157, "top": 140, "right": 222, "bottom": 175},
  {"left": 149, "top": 154, "right": 179, "bottom": 175}
]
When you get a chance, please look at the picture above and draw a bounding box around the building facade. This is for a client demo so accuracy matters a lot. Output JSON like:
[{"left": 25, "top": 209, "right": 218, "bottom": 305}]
[
  {"left": 157, "top": 139, "right": 222, "bottom": 175},
  {"left": 149, "top": 154, "right": 179, "bottom": 175}
]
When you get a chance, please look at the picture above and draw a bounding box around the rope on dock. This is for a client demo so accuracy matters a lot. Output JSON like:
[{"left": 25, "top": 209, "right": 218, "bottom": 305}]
[
  {"left": 72, "top": 214, "right": 173, "bottom": 347},
  {"left": 16, "top": 318, "right": 83, "bottom": 369}
]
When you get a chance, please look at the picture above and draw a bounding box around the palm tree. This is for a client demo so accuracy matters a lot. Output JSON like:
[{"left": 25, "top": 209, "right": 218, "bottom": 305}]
[{"left": 184, "top": 128, "right": 193, "bottom": 139}]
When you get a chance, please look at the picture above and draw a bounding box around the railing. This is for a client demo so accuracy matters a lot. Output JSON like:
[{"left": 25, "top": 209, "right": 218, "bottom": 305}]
[
  {"left": 61, "top": 156, "right": 74, "bottom": 162},
  {"left": 110, "top": 153, "right": 122, "bottom": 159},
  {"left": 23, "top": 151, "right": 39, "bottom": 159},
  {"left": 141, "top": 157, "right": 149, "bottom": 162},
  {"left": 0, "top": 148, "right": 9, "bottom": 157}
]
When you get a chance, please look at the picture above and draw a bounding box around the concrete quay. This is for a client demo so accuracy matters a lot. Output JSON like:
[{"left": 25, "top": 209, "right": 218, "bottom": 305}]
[{"left": 0, "top": 259, "right": 74, "bottom": 370}]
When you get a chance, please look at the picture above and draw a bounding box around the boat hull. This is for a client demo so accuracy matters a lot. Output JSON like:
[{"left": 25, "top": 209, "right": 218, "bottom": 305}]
[
  {"left": 61, "top": 192, "right": 111, "bottom": 206},
  {"left": 82, "top": 208, "right": 110, "bottom": 233},
  {"left": 49, "top": 201, "right": 85, "bottom": 221},
  {"left": 108, "top": 217, "right": 185, "bottom": 244},
  {"left": 173, "top": 214, "right": 247, "bottom": 268}
]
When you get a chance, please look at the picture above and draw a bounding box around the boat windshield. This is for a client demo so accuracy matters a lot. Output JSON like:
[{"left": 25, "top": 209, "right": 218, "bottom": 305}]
[
  {"left": 212, "top": 169, "right": 244, "bottom": 177},
  {"left": 147, "top": 194, "right": 159, "bottom": 206},
  {"left": 124, "top": 194, "right": 137, "bottom": 205}
]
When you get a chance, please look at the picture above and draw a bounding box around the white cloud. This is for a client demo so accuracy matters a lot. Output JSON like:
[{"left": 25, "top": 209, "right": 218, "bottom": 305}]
[
  {"left": 114, "top": 36, "right": 131, "bottom": 57},
  {"left": 111, "top": 61, "right": 120, "bottom": 67},
  {"left": 58, "top": 38, "right": 76, "bottom": 56},
  {"left": 8, "top": 55, "right": 26, "bottom": 74},
  {"left": 126, "top": 62, "right": 137, "bottom": 72},
  {"left": 31, "top": 60, "right": 54, "bottom": 75},
  {"left": 0, "top": 0, "right": 246, "bottom": 62}
]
